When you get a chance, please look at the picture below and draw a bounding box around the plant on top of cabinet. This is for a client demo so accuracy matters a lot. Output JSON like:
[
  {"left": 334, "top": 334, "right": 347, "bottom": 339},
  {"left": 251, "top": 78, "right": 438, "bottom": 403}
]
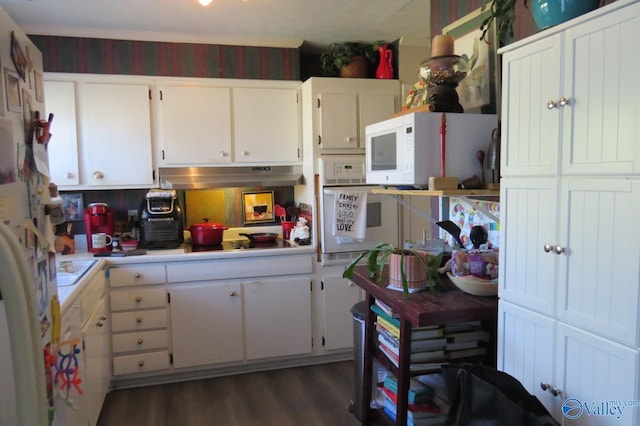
[{"left": 320, "top": 41, "right": 388, "bottom": 78}]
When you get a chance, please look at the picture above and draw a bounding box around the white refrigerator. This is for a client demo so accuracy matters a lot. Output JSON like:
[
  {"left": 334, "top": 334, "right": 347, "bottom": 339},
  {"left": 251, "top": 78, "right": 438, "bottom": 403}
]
[{"left": 0, "top": 7, "right": 59, "bottom": 426}]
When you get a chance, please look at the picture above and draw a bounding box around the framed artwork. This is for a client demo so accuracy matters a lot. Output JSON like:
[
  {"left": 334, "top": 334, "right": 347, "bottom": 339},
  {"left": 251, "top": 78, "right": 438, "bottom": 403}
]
[
  {"left": 61, "top": 193, "right": 84, "bottom": 221},
  {"left": 10, "top": 31, "right": 28, "bottom": 82},
  {"left": 242, "top": 190, "right": 274, "bottom": 224},
  {"left": 443, "top": 7, "right": 501, "bottom": 115},
  {"left": 5, "top": 69, "right": 21, "bottom": 113}
]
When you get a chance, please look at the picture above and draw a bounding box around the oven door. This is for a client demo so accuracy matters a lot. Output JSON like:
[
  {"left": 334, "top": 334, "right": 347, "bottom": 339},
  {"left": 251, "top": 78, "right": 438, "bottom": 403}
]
[{"left": 320, "top": 185, "right": 399, "bottom": 265}]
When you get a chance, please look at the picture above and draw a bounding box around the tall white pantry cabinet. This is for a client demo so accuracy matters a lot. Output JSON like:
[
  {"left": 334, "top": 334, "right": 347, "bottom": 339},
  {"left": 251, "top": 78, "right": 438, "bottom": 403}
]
[{"left": 497, "top": 0, "right": 640, "bottom": 424}]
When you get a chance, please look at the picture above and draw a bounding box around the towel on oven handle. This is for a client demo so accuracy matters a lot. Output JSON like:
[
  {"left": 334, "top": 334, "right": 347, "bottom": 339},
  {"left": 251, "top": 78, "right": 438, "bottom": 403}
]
[{"left": 332, "top": 190, "right": 367, "bottom": 243}]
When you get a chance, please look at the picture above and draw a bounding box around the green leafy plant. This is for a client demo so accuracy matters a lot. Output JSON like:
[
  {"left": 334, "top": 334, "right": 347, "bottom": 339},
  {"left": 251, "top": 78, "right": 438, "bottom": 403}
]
[
  {"left": 480, "top": 0, "right": 528, "bottom": 43},
  {"left": 342, "top": 242, "right": 443, "bottom": 297},
  {"left": 319, "top": 41, "right": 387, "bottom": 76}
]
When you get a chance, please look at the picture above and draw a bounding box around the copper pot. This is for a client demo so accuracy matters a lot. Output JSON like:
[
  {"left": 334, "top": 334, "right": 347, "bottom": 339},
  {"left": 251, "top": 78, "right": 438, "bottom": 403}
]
[{"left": 188, "top": 220, "right": 228, "bottom": 246}]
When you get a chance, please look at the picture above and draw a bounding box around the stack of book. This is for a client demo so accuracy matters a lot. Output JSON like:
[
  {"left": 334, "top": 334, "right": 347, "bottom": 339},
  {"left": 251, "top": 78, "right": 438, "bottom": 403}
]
[
  {"left": 380, "top": 374, "right": 446, "bottom": 426},
  {"left": 443, "top": 321, "right": 490, "bottom": 360},
  {"left": 372, "top": 301, "right": 447, "bottom": 373}
]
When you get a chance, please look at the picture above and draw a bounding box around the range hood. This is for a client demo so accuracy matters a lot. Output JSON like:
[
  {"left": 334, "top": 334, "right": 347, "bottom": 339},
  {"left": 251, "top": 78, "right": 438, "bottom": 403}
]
[{"left": 158, "top": 165, "right": 304, "bottom": 189}]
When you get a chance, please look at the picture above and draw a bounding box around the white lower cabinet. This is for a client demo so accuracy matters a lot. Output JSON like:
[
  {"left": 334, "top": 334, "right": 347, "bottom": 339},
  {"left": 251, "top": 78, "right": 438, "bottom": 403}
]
[
  {"left": 82, "top": 297, "right": 110, "bottom": 426},
  {"left": 244, "top": 278, "right": 312, "bottom": 359},
  {"left": 499, "top": 300, "right": 640, "bottom": 424},
  {"left": 321, "top": 274, "right": 362, "bottom": 351},
  {"left": 53, "top": 303, "right": 87, "bottom": 426},
  {"left": 170, "top": 282, "right": 243, "bottom": 369},
  {"left": 166, "top": 255, "right": 313, "bottom": 370}
]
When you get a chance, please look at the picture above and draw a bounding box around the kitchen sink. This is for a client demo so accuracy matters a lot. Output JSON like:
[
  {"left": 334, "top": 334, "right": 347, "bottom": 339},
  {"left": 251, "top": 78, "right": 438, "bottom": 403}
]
[{"left": 55, "top": 260, "right": 97, "bottom": 287}]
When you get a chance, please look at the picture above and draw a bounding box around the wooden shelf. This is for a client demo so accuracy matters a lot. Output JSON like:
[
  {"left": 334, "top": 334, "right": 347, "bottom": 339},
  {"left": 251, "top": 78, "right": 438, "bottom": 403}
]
[{"left": 371, "top": 188, "right": 499, "bottom": 197}]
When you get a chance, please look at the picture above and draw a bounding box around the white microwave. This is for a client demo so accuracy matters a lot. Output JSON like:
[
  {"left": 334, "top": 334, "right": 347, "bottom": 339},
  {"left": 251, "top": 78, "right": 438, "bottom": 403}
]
[{"left": 365, "top": 112, "right": 498, "bottom": 188}]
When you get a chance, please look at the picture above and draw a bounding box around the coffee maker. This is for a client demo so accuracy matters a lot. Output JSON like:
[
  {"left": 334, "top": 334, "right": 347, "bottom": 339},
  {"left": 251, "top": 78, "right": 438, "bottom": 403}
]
[
  {"left": 138, "top": 189, "right": 184, "bottom": 249},
  {"left": 84, "top": 202, "right": 115, "bottom": 253}
]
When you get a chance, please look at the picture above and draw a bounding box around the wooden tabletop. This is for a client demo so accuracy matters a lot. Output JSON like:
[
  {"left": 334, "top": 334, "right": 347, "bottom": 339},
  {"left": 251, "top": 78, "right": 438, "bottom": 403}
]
[{"left": 349, "top": 265, "right": 498, "bottom": 326}]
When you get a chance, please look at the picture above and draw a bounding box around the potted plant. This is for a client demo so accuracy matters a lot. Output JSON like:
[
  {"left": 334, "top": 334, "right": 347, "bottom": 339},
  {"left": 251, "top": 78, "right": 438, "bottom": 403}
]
[
  {"left": 480, "top": 0, "right": 600, "bottom": 43},
  {"left": 320, "top": 41, "right": 385, "bottom": 78},
  {"left": 342, "top": 242, "right": 443, "bottom": 297}
]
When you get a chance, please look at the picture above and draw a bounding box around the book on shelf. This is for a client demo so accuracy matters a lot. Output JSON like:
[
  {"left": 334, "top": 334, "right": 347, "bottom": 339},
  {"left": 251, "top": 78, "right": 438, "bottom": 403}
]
[
  {"left": 446, "top": 346, "right": 488, "bottom": 360},
  {"left": 410, "top": 362, "right": 447, "bottom": 374},
  {"left": 443, "top": 321, "right": 482, "bottom": 332},
  {"left": 380, "top": 386, "right": 444, "bottom": 418},
  {"left": 375, "top": 298, "right": 400, "bottom": 319},
  {"left": 372, "top": 304, "right": 444, "bottom": 340},
  {"left": 377, "top": 325, "right": 446, "bottom": 355},
  {"left": 382, "top": 406, "right": 446, "bottom": 426},
  {"left": 445, "top": 327, "right": 490, "bottom": 343},
  {"left": 444, "top": 340, "right": 479, "bottom": 351},
  {"left": 383, "top": 375, "right": 435, "bottom": 404},
  {"left": 378, "top": 341, "right": 446, "bottom": 366}
]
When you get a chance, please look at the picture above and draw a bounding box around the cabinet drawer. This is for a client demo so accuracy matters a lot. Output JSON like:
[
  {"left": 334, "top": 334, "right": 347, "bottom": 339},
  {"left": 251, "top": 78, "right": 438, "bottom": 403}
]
[
  {"left": 109, "top": 265, "right": 166, "bottom": 287},
  {"left": 111, "top": 309, "right": 167, "bottom": 332},
  {"left": 112, "top": 329, "right": 168, "bottom": 354},
  {"left": 110, "top": 287, "right": 166, "bottom": 311},
  {"left": 113, "top": 350, "right": 170, "bottom": 376}
]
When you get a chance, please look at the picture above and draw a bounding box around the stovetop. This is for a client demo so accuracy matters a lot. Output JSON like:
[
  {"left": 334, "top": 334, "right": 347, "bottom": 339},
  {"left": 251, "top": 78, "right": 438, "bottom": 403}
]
[{"left": 184, "top": 239, "right": 296, "bottom": 253}]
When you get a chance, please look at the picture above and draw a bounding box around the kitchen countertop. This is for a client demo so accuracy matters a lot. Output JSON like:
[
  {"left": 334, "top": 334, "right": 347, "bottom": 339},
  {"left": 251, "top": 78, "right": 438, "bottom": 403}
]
[{"left": 56, "top": 240, "right": 316, "bottom": 311}]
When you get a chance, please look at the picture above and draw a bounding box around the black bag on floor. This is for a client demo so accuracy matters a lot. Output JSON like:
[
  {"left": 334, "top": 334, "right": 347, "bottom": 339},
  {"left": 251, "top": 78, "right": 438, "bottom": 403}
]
[{"left": 442, "top": 364, "right": 560, "bottom": 426}]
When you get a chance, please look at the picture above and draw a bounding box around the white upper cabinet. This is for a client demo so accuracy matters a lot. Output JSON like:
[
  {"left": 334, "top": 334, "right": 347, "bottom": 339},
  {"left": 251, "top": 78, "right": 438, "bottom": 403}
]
[
  {"left": 502, "top": 3, "right": 640, "bottom": 178},
  {"left": 44, "top": 80, "right": 80, "bottom": 186},
  {"left": 561, "top": 5, "right": 640, "bottom": 175},
  {"left": 80, "top": 81, "right": 154, "bottom": 187},
  {"left": 302, "top": 77, "right": 400, "bottom": 156},
  {"left": 44, "top": 74, "right": 155, "bottom": 189},
  {"left": 233, "top": 87, "right": 301, "bottom": 163},
  {"left": 157, "top": 83, "right": 232, "bottom": 165},
  {"left": 157, "top": 79, "right": 301, "bottom": 166}
]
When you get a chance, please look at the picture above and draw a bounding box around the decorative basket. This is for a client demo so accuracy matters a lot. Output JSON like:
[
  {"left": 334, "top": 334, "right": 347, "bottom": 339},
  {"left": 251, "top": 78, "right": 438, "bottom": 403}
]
[{"left": 339, "top": 56, "right": 369, "bottom": 78}]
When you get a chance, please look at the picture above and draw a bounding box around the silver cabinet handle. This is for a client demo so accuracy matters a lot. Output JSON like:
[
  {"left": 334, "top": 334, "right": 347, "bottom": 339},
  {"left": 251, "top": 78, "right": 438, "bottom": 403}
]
[
  {"left": 241, "top": 151, "right": 249, "bottom": 157},
  {"left": 93, "top": 171, "right": 104, "bottom": 180},
  {"left": 558, "top": 97, "right": 570, "bottom": 107},
  {"left": 96, "top": 321, "right": 104, "bottom": 327},
  {"left": 136, "top": 317, "right": 142, "bottom": 323},
  {"left": 554, "top": 246, "right": 566, "bottom": 255},
  {"left": 547, "top": 100, "right": 557, "bottom": 110},
  {"left": 228, "top": 291, "right": 237, "bottom": 297},
  {"left": 135, "top": 296, "right": 142, "bottom": 302},
  {"left": 65, "top": 172, "right": 75, "bottom": 179},
  {"left": 541, "top": 382, "right": 562, "bottom": 397},
  {"left": 138, "top": 360, "right": 145, "bottom": 367},
  {"left": 100, "top": 315, "right": 107, "bottom": 321},
  {"left": 219, "top": 151, "right": 227, "bottom": 158},
  {"left": 544, "top": 244, "right": 553, "bottom": 253},
  {"left": 134, "top": 273, "right": 141, "bottom": 278},
  {"left": 137, "top": 338, "right": 143, "bottom": 345}
]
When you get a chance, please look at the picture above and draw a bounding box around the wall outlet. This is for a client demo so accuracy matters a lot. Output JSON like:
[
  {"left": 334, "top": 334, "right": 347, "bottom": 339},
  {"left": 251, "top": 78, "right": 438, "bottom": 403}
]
[{"left": 128, "top": 210, "right": 139, "bottom": 222}]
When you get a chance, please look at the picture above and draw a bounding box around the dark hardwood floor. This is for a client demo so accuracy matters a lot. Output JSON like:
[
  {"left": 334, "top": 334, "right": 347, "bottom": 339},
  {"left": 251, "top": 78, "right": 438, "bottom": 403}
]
[{"left": 97, "top": 361, "right": 361, "bottom": 426}]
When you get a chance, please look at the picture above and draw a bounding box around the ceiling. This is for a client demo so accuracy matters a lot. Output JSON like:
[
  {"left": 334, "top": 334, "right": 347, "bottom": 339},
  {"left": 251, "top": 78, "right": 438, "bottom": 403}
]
[{"left": 0, "top": 0, "right": 431, "bottom": 52}]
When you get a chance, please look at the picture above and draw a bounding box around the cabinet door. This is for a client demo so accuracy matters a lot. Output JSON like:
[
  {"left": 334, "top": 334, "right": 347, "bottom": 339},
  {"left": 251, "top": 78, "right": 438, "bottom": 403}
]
[
  {"left": 562, "top": 4, "right": 640, "bottom": 176},
  {"left": 499, "top": 177, "right": 558, "bottom": 316},
  {"left": 322, "top": 275, "right": 362, "bottom": 351},
  {"left": 82, "top": 297, "right": 110, "bottom": 426},
  {"left": 244, "top": 278, "right": 312, "bottom": 359},
  {"left": 157, "top": 85, "right": 232, "bottom": 165},
  {"left": 81, "top": 82, "right": 154, "bottom": 186},
  {"left": 557, "top": 178, "right": 640, "bottom": 345},
  {"left": 498, "top": 300, "right": 556, "bottom": 417},
  {"left": 501, "top": 34, "right": 562, "bottom": 177},
  {"left": 358, "top": 93, "right": 396, "bottom": 148},
  {"left": 233, "top": 87, "right": 300, "bottom": 163},
  {"left": 318, "top": 92, "right": 359, "bottom": 150},
  {"left": 169, "top": 282, "right": 243, "bottom": 369},
  {"left": 556, "top": 322, "right": 639, "bottom": 425},
  {"left": 43, "top": 80, "right": 80, "bottom": 186}
]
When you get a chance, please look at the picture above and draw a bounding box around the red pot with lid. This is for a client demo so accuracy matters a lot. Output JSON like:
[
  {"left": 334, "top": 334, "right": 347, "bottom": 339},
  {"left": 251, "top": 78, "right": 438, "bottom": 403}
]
[{"left": 187, "top": 219, "right": 228, "bottom": 246}]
